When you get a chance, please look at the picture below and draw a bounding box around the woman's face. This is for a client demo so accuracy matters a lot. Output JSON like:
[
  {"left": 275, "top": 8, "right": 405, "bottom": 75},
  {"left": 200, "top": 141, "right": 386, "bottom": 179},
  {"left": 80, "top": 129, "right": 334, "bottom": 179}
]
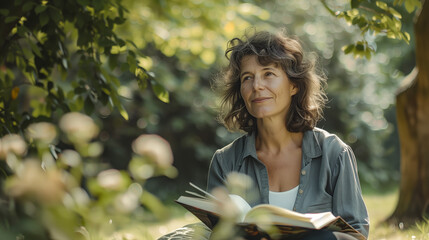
[{"left": 240, "top": 55, "right": 297, "bottom": 121}]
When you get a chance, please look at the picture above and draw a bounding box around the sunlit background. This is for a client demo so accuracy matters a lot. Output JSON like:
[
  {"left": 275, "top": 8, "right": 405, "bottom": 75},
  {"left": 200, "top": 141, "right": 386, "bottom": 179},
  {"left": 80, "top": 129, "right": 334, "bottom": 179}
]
[
  {"left": 109, "top": 0, "right": 414, "bottom": 194},
  {"left": 0, "top": 0, "right": 421, "bottom": 239}
]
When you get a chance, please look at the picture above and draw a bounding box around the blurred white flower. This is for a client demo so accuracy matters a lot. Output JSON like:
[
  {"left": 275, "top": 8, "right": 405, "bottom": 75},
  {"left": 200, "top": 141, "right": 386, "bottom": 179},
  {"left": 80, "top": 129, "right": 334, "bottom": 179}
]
[
  {"left": 127, "top": 182, "right": 143, "bottom": 197},
  {"left": 59, "top": 150, "right": 82, "bottom": 167},
  {"left": 97, "top": 169, "right": 124, "bottom": 191},
  {"left": 41, "top": 152, "right": 56, "bottom": 170},
  {"left": 26, "top": 122, "right": 57, "bottom": 144},
  {"left": 114, "top": 190, "right": 139, "bottom": 214},
  {"left": 132, "top": 134, "right": 173, "bottom": 167},
  {"left": 6, "top": 160, "right": 65, "bottom": 204},
  {"left": 226, "top": 172, "right": 253, "bottom": 192},
  {"left": 129, "top": 157, "right": 155, "bottom": 180},
  {"left": 211, "top": 187, "right": 242, "bottom": 220},
  {"left": 5, "top": 153, "right": 19, "bottom": 171},
  {"left": 59, "top": 112, "right": 99, "bottom": 143},
  {"left": 114, "top": 183, "right": 143, "bottom": 214},
  {"left": 87, "top": 142, "right": 103, "bottom": 157},
  {"left": 70, "top": 187, "right": 90, "bottom": 207},
  {"left": 1, "top": 134, "right": 27, "bottom": 157},
  {"left": 61, "top": 171, "right": 79, "bottom": 190}
]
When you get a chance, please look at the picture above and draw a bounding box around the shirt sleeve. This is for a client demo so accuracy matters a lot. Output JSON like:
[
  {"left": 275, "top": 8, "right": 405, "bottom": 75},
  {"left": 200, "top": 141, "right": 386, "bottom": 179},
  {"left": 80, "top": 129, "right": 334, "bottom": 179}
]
[
  {"left": 206, "top": 150, "right": 227, "bottom": 192},
  {"left": 332, "top": 145, "right": 370, "bottom": 239}
]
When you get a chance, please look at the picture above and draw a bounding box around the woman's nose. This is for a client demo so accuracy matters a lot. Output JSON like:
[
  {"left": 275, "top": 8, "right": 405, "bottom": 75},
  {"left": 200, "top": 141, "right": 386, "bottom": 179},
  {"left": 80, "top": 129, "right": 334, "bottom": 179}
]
[{"left": 252, "top": 75, "right": 264, "bottom": 90}]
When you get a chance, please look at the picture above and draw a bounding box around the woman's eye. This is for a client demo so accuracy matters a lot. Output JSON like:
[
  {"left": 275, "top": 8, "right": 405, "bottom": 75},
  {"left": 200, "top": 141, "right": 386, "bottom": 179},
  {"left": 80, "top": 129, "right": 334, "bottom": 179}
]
[
  {"left": 265, "top": 72, "right": 274, "bottom": 77},
  {"left": 242, "top": 76, "right": 251, "bottom": 82}
]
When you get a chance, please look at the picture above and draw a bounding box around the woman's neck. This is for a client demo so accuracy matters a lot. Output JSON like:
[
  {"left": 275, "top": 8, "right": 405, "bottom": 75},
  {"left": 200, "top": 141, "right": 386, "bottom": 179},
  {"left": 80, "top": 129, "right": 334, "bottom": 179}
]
[{"left": 255, "top": 118, "right": 303, "bottom": 154}]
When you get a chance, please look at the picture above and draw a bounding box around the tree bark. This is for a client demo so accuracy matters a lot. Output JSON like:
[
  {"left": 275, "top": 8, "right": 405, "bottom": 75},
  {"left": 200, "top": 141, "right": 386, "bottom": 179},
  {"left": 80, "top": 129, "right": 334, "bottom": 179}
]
[{"left": 388, "top": 0, "right": 429, "bottom": 226}]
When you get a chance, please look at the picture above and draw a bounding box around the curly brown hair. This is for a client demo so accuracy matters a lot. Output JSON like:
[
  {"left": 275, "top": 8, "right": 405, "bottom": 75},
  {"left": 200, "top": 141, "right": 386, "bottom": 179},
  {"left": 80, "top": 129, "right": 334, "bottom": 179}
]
[{"left": 216, "top": 30, "right": 327, "bottom": 133}]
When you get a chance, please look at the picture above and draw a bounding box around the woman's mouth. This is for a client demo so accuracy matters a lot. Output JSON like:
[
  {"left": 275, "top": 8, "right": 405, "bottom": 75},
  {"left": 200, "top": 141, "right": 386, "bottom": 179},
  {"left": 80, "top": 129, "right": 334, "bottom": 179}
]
[{"left": 252, "top": 97, "right": 271, "bottom": 103}]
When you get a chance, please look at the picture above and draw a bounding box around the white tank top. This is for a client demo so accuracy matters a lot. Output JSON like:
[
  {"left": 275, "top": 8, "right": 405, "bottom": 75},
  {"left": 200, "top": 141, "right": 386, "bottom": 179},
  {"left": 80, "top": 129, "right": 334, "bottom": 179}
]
[{"left": 269, "top": 185, "right": 299, "bottom": 210}]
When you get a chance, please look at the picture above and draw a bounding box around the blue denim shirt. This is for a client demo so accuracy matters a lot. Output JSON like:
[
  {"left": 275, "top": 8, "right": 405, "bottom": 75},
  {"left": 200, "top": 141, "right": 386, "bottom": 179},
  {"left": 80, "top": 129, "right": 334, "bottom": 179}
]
[{"left": 206, "top": 127, "right": 369, "bottom": 238}]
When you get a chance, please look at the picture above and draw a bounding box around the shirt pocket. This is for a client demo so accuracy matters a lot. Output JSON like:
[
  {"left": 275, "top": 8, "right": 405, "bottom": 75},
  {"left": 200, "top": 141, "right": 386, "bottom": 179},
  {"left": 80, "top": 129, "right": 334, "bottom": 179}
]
[{"left": 305, "top": 195, "right": 332, "bottom": 213}]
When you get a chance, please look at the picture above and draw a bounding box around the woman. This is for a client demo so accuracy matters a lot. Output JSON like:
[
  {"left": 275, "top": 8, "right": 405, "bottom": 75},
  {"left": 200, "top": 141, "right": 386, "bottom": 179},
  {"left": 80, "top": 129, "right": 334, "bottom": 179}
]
[{"left": 160, "top": 30, "right": 369, "bottom": 240}]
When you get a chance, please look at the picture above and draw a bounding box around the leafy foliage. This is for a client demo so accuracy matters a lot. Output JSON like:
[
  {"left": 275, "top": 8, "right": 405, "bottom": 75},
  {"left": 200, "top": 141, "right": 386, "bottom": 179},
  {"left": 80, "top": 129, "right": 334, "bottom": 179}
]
[
  {"left": 0, "top": 0, "right": 168, "bottom": 135},
  {"left": 321, "top": 0, "right": 420, "bottom": 59},
  {"left": 0, "top": 113, "right": 177, "bottom": 239}
]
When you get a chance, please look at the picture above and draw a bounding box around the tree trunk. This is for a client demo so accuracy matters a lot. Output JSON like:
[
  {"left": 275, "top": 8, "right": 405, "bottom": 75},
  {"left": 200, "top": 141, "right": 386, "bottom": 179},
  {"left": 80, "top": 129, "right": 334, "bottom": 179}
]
[{"left": 388, "top": 0, "right": 429, "bottom": 226}]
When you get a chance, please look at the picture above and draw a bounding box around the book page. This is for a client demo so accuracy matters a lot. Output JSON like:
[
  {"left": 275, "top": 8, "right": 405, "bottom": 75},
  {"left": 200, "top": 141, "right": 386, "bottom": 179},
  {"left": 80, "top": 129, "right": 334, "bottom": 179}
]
[
  {"left": 229, "top": 194, "right": 252, "bottom": 221},
  {"left": 247, "top": 204, "right": 313, "bottom": 221},
  {"left": 243, "top": 204, "right": 336, "bottom": 228},
  {"left": 176, "top": 196, "right": 220, "bottom": 215},
  {"left": 189, "top": 182, "right": 216, "bottom": 200}
]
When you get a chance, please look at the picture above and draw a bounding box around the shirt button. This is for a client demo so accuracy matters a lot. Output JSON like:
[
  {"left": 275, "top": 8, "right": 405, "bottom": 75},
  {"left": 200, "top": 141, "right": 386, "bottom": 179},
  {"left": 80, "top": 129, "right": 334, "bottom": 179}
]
[
  {"left": 299, "top": 189, "right": 304, "bottom": 194},
  {"left": 301, "top": 170, "right": 306, "bottom": 175}
]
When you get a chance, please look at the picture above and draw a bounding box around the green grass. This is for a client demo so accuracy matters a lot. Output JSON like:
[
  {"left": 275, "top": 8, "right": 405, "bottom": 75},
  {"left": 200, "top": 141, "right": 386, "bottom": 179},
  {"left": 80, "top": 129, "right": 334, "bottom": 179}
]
[
  {"left": 143, "top": 189, "right": 429, "bottom": 239},
  {"left": 364, "top": 190, "right": 429, "bottom": 240}
]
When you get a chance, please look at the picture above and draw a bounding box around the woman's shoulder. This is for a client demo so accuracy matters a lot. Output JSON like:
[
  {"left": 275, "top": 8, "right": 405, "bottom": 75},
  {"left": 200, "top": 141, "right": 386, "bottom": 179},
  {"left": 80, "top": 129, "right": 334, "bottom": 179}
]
[
  {"left": 311, "top": 127, "right": 351, "bottom": 156},
  {"left": 215, "top": 133, "right": 248, "bottom": 155},
  {"left": 211, "top": 133, "right": 249, "bottom": 170}
]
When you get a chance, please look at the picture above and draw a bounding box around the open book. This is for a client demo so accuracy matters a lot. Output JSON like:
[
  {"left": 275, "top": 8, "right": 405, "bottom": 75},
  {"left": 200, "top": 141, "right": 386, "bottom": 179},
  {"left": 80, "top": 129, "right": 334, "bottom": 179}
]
[{"left": 176, "top": 183, "right": 366, "bottom": 240}]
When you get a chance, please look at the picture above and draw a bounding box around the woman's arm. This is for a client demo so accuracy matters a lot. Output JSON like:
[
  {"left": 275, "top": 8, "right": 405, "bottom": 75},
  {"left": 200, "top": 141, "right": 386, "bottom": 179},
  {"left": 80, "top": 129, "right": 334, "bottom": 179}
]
[
  {"left": 206, "top": 150, "right": 227, "bottom": 192},
  {"left": 332, "top": 145, "right": 370, "bottom": 239}
]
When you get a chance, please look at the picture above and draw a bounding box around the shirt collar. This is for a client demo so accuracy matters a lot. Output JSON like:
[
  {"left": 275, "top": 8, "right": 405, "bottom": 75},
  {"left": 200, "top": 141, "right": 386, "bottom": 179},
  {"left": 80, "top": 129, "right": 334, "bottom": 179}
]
[
  {"left": 302, "top": 128, "right": 322, "bottom": 158},
  {"left": 240, "top": 128, "right": 322, "bottom": 164},
  {"left": 242, "top": 131, "right": 258, "bottom": 162}
]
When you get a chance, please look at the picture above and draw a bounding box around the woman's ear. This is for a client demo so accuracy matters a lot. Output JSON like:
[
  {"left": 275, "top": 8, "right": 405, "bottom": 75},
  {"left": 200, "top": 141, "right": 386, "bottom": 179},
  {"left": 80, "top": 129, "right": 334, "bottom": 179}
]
[{"left": 290, "top": 84, "right": 299, "bottom": 96}]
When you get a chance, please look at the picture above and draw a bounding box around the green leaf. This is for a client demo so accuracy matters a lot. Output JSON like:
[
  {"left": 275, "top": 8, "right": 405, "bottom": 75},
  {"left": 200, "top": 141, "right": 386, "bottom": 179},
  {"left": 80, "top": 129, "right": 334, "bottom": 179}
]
[
  {"left": 70, "top": 96, "right": 84, "bottom": 111},
  {"left": 5, "top": 16, "right": 19, "bottom": 23},
  {"left": 84, "top": 97, "right": 94, "bottom": 115},
  {"left": 102, "top": 87, "right": 111, "bottom": 95},
  {"left": 135, "top": 67, "right": 148, "bottom": 90},
  {"left": 108, "top": 54, "right": 118, "bottom": 70},
  {"left": 342, "top": 44, "right": 355, "bottom": 54},
  {"left": 57, "top": 88, "right": 65, "bottom": 101},
  {"left": 117, "top": 103, "right": 129, "bottom": 120},
  {"left": 404, "top": 0, "right": 421, "bottom": 13},
  {"left": 28, "top": 40, "right": 42, "bottom": 58},
  {"left": 39, "top": 13, "right": 49, "bottom": 27},
  {"left": 49, "top": 7, "right": 62, "bottom": 23},
  {"left": 355, "top": 43, "right": 364, "bottom": 51},
  {"left": 388, "top": 7, "right": 402, "bottom": 19},
  {"left": 110, "top": 45, "right": 127, "bottom": 54},
  {"left": 393, "top": 0, "right": 402, "bottom": 6},
  {"left": 364, "top": 52, "right": 371, "bottom": 60},
  {"left": 22, "top": 2, "right": 35, "bottom": 12},
  {"left": 35, "top": 5, "right": 47, "bottom": 14},
  {"left": 151, "top": 80, "right": 169, "bottom": 103},
  {"left": 0, "top": 9, "right": 10, "bottom": 16},
  {"left": 110, "top": 92, "right": 129, "bottom": 120},
  {"left": 127, "top": 54, "right": 137, "bottom": 73},
  {"left": 77, "top": 0, "right": 90, "bottom": 7},
  {"left": 66, "top": 90, "right": 75, "bottom": 100},
  {"left": 376, "top": 1, "right": 389, "bottom": 11},
  {"left": 403, "top": 32, "right": 411, "bottom": 43},
  {"left": 358, "top": 17, "right": 368, "bottom": 28},
  {"left": 126, "top": 39, "right": 139, "bottom": 50}
]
